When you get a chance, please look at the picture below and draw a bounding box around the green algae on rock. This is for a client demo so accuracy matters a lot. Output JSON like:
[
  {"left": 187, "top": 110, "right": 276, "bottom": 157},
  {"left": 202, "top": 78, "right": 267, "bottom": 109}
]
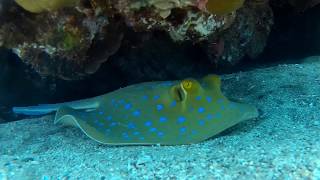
[
  {"left": 197, "top": 0, "right": 245, "bottom": 15},
  {"left": 14, "top": 0, "right": 80, "bottom": 13}
]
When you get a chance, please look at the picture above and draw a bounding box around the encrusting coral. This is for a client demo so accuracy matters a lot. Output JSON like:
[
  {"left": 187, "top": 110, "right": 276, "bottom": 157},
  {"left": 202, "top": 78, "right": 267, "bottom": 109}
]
[
  {"left": 206, "top": 0, "right": 273, "bottom": 66},
  {"left": 0, "top": 0, "right": 274, "bottom": 80}
]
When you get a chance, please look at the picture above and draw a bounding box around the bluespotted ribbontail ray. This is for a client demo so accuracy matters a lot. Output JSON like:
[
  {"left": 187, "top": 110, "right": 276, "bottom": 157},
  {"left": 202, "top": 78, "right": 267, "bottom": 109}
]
[{"left": 13, "top": 74, "right": 259, "bottom": 145}]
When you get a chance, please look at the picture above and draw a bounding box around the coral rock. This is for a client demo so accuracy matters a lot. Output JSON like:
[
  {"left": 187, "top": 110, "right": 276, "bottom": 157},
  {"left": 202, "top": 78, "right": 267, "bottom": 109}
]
[
  {"left": 207, "top": 0, "right": 273, "bottom": 66},
  {"left": 0, "top": 0, "right": 274, "bottom": 79}
]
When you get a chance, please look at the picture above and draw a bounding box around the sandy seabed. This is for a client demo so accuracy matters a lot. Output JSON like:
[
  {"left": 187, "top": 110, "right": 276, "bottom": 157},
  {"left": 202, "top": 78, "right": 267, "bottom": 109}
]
[{"left": 0, "top": 56, "right": 320, "bottom": 179}]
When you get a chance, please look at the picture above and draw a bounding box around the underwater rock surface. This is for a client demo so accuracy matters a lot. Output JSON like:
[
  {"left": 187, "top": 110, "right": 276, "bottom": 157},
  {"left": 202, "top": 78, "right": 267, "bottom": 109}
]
[
  {"left": 0, "top": 0, "right": 273, "bottom": 79},
  {"left": 0, "top": 57, "right": 319, "bottom": 179}
]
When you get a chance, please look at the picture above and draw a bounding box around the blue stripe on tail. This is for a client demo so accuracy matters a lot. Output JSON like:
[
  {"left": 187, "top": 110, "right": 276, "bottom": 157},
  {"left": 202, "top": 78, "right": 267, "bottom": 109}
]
[
  {"left": 12, "top": 99, "right": 99, "bottom": 116},
  {"left": 12, "top": 105, "right": 58, "bottom": 116}
]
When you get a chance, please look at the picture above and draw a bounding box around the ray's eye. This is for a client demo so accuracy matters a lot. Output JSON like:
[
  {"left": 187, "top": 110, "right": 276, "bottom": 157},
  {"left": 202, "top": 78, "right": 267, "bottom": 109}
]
[
  {"left": 182, "top": 80, "right": 193, "bottom": 90},
  {"left": 170, "top": 79, "right": 201, "bottom": 101},
  {"left": 181, "top": 79, "right": 200, "bottom": 93}
]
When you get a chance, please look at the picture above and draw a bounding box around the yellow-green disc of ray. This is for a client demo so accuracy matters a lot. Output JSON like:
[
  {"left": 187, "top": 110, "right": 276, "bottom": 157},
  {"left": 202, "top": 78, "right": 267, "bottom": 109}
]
[{"left": 55, "top": 74, "right": 259, "bottom": 145}]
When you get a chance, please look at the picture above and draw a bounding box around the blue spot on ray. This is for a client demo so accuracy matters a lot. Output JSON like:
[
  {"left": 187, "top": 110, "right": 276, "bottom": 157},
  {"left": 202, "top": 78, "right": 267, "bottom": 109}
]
[
  {"left": 133, "top": 110, "right": 141, "bottom": 116},
  {"left": 177, "top": 116, "right": 186, "bottom": 123},
  {"left": 198, "top": 120, "right": 205, "bottom": 126},
  {"left": 127, "top": 122, "right": 136, "bottom": 129},
  {"left": 95, "top": 120, "right": 104, "bottom": 127},
  {"left": 118, "top": 99, "right": 125, "bottom": 104},
  {"left": 180, "top": 127, "right": 187, "bottom": 133},
  {"left": 217, "top": 98, "right": 224, "bottom": 104},
  {"left": 99, "top": 111, "right": 104, "bottom": 115},
  {"left": 144, "top": 121, "right": 152, "bottom": 127},
  {"left": 157, "top": 132, "right": 164, "bottom": 137},
  {"left": 99, "top": 122, "right": 105, "bottom": 127},
  {"left": 105, "top": 115, "right": 112, "bottom": 121},
  {"left": 206, "top": 114, "right": 213, "bottom": 120},
  {"left": 142, "top": 95, "right": 148, "bottom": 100},
  {"left": 149, "top": 127, "right": 157, "bottom": 132},
  {"left": 159, "top": 117, "right": 167, "bottom": 123},
  {"left": 133, "top": 131, "right": 140, "bottom": 135},
  {"left": 188, "top": 107, "right": 194, "bottom": 112},
  {"left": 198, "top": 107, "right": 205, "bottom": 113},
  {"left": 170, "top": 101, "right": 177, "bottom": 107},
  {"left": 156, "top": 104, "right": 164, "bottom": 111},
  {"left": 109, "top": 122, "right": 118, "bottom": 127},
  {"left": 206, "top": 96, "right": 212, "bottom": 102},
  {"left": 124, "top": 103, "right": 132, "bottom": 109},
  {"left": 122, "top": 132, "right": 129, "bottom": 139},
  {"left": 153, "top": 95, "right": 160, "bottom": 100},
  {"left": 195, "top": 96, "right": 201, "bottom": 101}
]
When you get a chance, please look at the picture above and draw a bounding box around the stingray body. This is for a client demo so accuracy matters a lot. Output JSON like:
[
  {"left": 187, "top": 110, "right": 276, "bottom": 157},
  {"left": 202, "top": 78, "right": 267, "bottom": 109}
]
[{"left": 13, "top": 75, "right": 258, "bottom": 145}]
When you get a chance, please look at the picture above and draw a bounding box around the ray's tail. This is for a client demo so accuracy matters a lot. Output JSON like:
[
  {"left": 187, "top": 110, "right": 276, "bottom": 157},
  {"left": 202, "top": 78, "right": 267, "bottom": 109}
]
[
  {"left": 12, "top": 98, "right": 100, "bottom": 116},
  {"left": 13, "top": 104, "right": 61, "bottom": 115}
]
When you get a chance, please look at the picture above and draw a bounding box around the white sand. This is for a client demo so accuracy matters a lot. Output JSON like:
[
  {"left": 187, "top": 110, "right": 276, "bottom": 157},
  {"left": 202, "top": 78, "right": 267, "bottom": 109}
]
[{"left": 0, "top": 56, "right": 319, "bottom": 179}]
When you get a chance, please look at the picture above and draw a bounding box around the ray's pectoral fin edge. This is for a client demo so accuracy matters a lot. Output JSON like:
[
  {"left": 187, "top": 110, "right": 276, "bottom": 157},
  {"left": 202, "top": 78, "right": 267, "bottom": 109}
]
[{"left": 54, "top": 106, "right": 109, "bottom": 144}]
